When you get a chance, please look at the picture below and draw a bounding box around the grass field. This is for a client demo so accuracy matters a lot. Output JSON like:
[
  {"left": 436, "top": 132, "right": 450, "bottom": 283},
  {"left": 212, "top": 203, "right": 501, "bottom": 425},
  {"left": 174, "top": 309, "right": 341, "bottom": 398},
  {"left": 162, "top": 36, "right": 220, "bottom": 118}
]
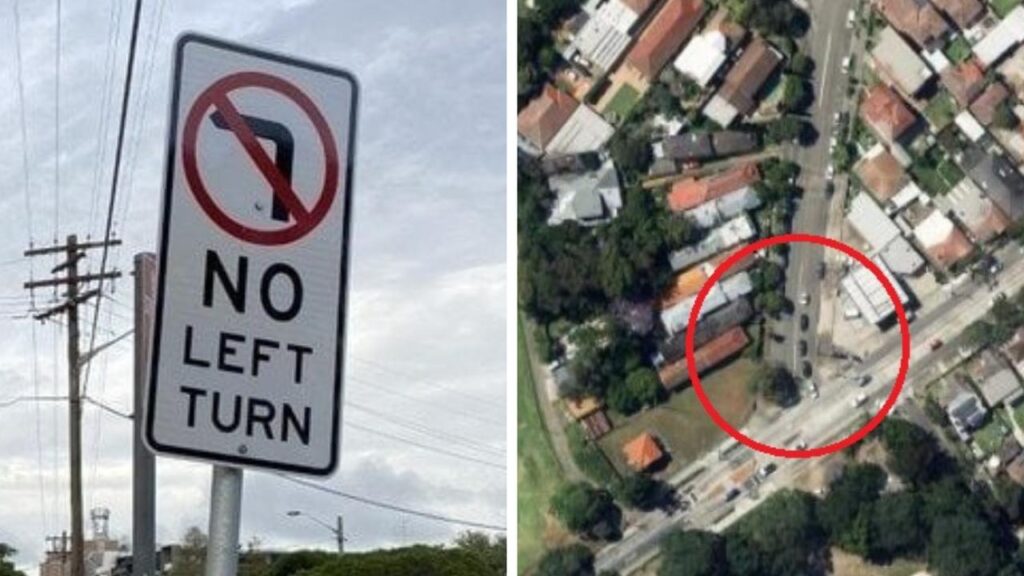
[
  {"left": 598, "top": 358, "right": 757, "bottom": 477},
  {"left": 604, "top": 84, "right": 641, "bottom": 121},
  {"left": 992, "top": 0, "right": 1022, "bottom": 18},
  {"left": 517, "top": 316, "right": 569, "bottom": 572},
  {"left": 924, "top": 93, "right": 957, "bottom": 131},
  {"left": 912, "top": 148, "right": 963, "bottom": 195},
  {"left": 975, "top": 412, "right": 1010, "bottom": 455},
  {"left": 944, "top": 36, "right": 973, "bottom": 64}
]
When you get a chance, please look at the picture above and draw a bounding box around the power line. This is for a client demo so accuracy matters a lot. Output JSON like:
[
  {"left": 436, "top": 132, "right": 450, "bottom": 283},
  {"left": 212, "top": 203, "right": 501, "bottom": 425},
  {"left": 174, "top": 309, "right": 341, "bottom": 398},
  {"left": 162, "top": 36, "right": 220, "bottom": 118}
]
[
  {"left": 352, "top": 357, "right": 502, "bottom": 411},
  {"left": 347, "top": 374, "right": 504, "bottom": 429},
  {"left": 83, "top": 0, "right": 144, "bottom": 399},
  {"left": 87, "top": 0, "right": 124, "bottom": 236},
  {"left": 346, "top": 401, "right": 504, "bottom": 458},
  {"left": 276, "top": 475, "right": 505, "bottom": 532},
  {"left": 345, "top": 421, "right": 505, "bottom": 471},
  {"left": 54, "top": 0, "right": 62, "bottom": 240}
]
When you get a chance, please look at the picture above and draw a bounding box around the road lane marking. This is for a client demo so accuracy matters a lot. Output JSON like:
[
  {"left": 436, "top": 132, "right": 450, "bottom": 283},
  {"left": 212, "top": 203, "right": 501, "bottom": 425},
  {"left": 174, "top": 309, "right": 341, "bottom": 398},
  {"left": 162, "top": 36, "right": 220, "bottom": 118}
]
[{"left": 820, "top": 32, "right": 834, "bottom": 102}]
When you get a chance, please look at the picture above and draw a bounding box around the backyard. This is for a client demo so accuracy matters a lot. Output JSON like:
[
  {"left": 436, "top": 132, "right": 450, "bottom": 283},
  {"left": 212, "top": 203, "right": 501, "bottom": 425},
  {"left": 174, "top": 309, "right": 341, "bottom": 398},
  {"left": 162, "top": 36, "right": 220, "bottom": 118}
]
[
  {"left": 598, "top": 358, "right": 758, "bottom": 477},
  {"left": 992, "top": 0, "right": 1022, "bottom": 18},
  {"left": 604, "top": 84, "right": 641, "bottom": 122},
  {"left": 911, "top": 147, "right": 964, "bottom": 195},
  {"left": 517, "top": 317, "right": 570, "bottom": 572}
]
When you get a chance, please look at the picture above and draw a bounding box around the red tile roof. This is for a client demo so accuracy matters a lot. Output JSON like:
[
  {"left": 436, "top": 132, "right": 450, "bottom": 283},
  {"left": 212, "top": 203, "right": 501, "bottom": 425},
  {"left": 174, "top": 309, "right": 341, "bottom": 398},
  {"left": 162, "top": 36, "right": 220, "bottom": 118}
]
[
  {"left": 930, "top": 0, "right": 985, "bottom": 29},
  {"left": 926, "top": 226, "right": 974, "bottom": 267},
  {"left": 855, "top": 149, "right": 908, "bottom": 201},
  {"left": 626, "top": 0, "right": 707, "bottom": 80},
  {"left": 941, "top": 60, "right": 986, "bottom": 106},
  {"left": 970, "top": 82, "right": 1011, "bottom": 126},
  {"left": 874, "top": 0, "right": 950, "bottom": 48},
  {"left": 667, "top": 163, "right": 761, "bottom": 212},
  {"left": 516, "top": 85, "right": 578, "bottom": 150},
  {"left": 623, "top": 432, "right": 664, "bottom": 471},
  {"left": 860, "top": 84, "right": 917, "bottom": 143},
  {"left": 658, "top": 326, "right": 749, "bottom": 389},
  {"left": 716, "top": 38, "right": 783, "bottom": 115}
]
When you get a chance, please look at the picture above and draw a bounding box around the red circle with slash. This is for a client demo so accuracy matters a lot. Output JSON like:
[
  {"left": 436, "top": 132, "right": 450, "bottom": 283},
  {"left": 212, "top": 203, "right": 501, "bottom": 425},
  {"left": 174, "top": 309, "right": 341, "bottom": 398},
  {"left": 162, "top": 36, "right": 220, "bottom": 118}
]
[{"left": 182, "top": 71, "right": 339, "bottom": 245}]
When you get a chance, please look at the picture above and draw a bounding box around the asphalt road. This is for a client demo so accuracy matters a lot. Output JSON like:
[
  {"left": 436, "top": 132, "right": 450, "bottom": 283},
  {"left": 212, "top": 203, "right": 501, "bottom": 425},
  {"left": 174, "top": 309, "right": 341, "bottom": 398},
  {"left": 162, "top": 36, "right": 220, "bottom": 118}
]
[
  {"left": 768, "top": 0, "right": 858, "bottom": 376},
  {"left": 595, "top": 244, "right": 1024, "bottom": 574}
]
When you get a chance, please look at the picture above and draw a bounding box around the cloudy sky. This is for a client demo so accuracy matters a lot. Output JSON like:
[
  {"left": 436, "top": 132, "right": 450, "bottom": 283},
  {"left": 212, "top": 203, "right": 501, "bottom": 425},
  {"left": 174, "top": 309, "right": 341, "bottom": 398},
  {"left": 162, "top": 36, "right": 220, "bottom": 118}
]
[{"left": 0, "top": 0, "right": 506, "bottom": 570}]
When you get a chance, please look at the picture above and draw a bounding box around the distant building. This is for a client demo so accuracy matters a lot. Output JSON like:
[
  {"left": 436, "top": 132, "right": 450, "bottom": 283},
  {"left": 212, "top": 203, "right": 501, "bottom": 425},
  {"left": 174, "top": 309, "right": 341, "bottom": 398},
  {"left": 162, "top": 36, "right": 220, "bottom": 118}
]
[
  {"left": 841, "top": 256, "right": 912, "bottom": 326},
  {"left": 873, "top": 0, "right": 949, "bottom": 50},
  {"left": 871, "top": 26, "right": 935, "bottom": 96},
  {"left": 855, "top": 144, "right": 909, "bottom": 203},
  {"left": 703, "top": 37, "right": 784, "bottom": 127},
  {"left": 947, "top": 390, "right": 988, "bottom": 440},
  {"left": 624, "top": 0, "right": 707, "bottom": 82},
  {"left": 973, "top": 6, "right": 1024, "bottom": 68},
  {"left": 963, "top": 146, "right": 1024, "bottom": 221},
  {"left": 912, "top": 209, "right": 974, "bottom": 269},
  {"left": 547, "top": 160, "right": 623, "bottom": 226},
  {"left": 860, "top": 84, "right": 917, "bottom": 145},
  {"left": 674, "top": 29, "right": 730, "bottom": 87},
  {"left": 668, "top": 213, "right": 756, "bottom": 271},
  {"left": 944, "top": 177, "right": 1011, "bottom": 242}
]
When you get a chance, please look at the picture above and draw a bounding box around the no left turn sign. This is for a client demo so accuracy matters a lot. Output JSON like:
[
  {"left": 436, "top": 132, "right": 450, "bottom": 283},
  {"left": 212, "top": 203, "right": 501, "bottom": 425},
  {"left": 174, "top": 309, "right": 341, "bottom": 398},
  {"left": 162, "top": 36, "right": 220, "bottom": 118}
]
[{"left": 146, "top": 34, "right": 357, "bottom": 476}]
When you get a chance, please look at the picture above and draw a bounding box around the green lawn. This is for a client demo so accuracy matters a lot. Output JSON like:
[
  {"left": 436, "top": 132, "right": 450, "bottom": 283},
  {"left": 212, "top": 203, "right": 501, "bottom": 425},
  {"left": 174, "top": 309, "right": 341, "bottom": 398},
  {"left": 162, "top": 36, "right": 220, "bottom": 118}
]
[
  {"left": 992, "top": 0, "right": 1022, "bottom": 18},
  {"left": 517, "top": 316, "right": 568, "bottom": 572},
  {"left": 911, "top": 147, "right": 962, "bottom": 195},
  {"left": 924, "top": 93, "right": 957, "bottom": 131},
  {"left": 944, "top": 37, "right": 973, "bottom": 64},
  {"left": 974, "top": 413, "right": 1010, "bottom": 455},
  {"left": 1012, "top": 400, "right": 1024, "bottom": 430},
  {"left": 604, "top": 84, "right": 641, "bottom": 121},
  {"left": 598, "top": 358, "right": 757, "bottom": 478}
]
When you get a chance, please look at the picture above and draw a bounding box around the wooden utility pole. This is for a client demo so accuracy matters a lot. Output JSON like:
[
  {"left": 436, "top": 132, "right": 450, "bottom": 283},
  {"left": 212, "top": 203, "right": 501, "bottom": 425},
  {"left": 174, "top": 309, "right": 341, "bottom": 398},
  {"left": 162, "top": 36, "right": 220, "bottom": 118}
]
[{"left": 25, "top": 235, "right": 121, "bottom": 576}]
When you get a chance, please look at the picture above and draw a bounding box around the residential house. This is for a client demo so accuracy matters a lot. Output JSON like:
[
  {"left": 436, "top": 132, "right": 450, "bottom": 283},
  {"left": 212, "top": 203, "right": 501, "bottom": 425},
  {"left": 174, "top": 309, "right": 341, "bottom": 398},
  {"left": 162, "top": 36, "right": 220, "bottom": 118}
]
[
  {"left": 703, "top": 37, "right": 784, "bottom": 127},
  {"left": 930, "top": 0, "right": 984, "bottom": 30},
  {"left": 711, "top": 131, "right": 759, "bottom": 156},
  {"left": 942, "top": 177, "right": 1011, "bottom": 242},
  {"left": 661, "top": 266, "right": 711, "bottom": 310},
  {"left": 846, "top": 192, "right": 926, "bottom": 276},
  {"left": 668, "top": 163, "right": 760, "bottom": 212},
  {"left": 941, "top": 59, "right": 986, "bottom": 107},
  {"left": 963, "top": 146, "right": 1024, "bottom": 221},
  {"left": 860, "top": 84, "right": 917, "bottom": 145},
  {"left": 564, "top": 3, "right": 634, "bottom": 73},
  {"left": 969, "top": 81, "right": 1011, "bottom": 126},
  {"left": 973, "top": 5, "right": 1024, "bottom": 68},
  {"left": 874, "top": 0, "right": 949, "bottom": 49},
  {"left": 547, "top": 161, "right": 623, "bottom": 226},
  {"left": 912, "top": 209, "right": 974, "bottom": 268},
  {"left": 658, "top": 325, "right": 749, "bottom": 389},
  {"left": 668, "top": 213, "right": 756, "bottom": 271},
  {"left": 659, "top": 298, "right": 753, "bottom": 365},
  {"left": 1002, "top": 327, "right": 1024, "bottom": 378},
  {"left": 566, "top": 396, "right": 603, "bottom": 420},
  {"left": 660, "top": 272, "right": 752, "bottom": 334},
  {"left": 662, "top": 132, "right": 714, "bottom": 160},
  {"left": 968, "top": 349, "right": 1024, "bottom": 407},
  {"left": 623, "top": 432, "right": 666, "bottom": 471},
  {"left": 955, "top": 110, "right": 987, "bottom": 142},
  {"left": 855, "top": 144, "right": 909, "bottom": 203},
  {"left": 999, "top": 45, "right": 1024, "bottom": 97},
  {"left": 1007, "top": 455, "right": 1024, "bottom": 484},
  {"left": 841, "top": 256, "right": 912, "bottom": 326},
  {"left": 517, "top": 84, "right": 578, "bottom": 153},
  {"left": 947, "top": 390, "right": 988, "bottom": 440},
  {"left": 581, "top": 411, "right": 613, "bottom": 440},
  {"left": 624, "top": 0, "right": 707, "bottom": 83},
  {"left": 674, "top": 29, "right": 730, "bottom": 87},
  {"left": 871, "top": 26, "right": 936, "bottom": 96}
]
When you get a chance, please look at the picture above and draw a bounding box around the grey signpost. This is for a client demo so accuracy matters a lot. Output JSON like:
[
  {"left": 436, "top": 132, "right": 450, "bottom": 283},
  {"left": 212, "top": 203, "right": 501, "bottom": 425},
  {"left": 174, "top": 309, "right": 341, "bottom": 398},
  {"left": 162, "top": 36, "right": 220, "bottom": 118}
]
[{"left": 145, "top": 33, "right": 357, "bottom": 574}]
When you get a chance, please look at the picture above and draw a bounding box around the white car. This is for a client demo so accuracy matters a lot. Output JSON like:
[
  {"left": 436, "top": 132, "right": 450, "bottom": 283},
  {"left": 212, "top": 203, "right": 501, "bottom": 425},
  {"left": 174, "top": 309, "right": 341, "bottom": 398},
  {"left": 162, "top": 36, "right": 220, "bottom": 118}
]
[
  {"left": 846, "top": 10, "right": 856, "bottom": 28},
  {"left": 799, "top": 292, "right": 810, "bottom": 305},
  {"left": 852, "top": 393, "right": 868, "bottom": 408},
  {"left": 841, "top": 57, "right": 851, "bottom": 74},
  {"left": 826, "top": 164, "right": 835, "bottom": 179}
]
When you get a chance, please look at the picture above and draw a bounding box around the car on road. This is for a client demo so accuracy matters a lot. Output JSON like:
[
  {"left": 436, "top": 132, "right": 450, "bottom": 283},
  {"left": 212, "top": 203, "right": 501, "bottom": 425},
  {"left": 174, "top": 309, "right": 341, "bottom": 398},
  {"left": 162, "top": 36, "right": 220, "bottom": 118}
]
[
  {"left": 799, "top": 314, "right": 810, "bottom": 331},
  {"left": 817, "top": 262, "right": 826, "bottom": 279},
  {"left": 847, "top": 9, "right": 856, "bottom": 28},
  {"left": 799, "top": 292, "right": 810, "bottom": 305},
  {"left": 806, "top": 380, "right": 819, "bottom": 399},
  {"left": 852, "top": 374, "right": 870, "bottom": 386},
  {"left": 759, "top": 463, "right": 777, "bottom": 478},
  {"left": 930, "top": 339, "right": 943, "bottom": 351},
  {"left": 795, "top": 439, "right": 807, "bottom": 450},
  {"left": 799, "top": 340, "right": 808, "bottom": 356},
  {"left": 852, "top": 392, "right": 868, "bottom": 408},
  {"left": 802, "top": 361, "right": 812, "bottom": 378},
  {"left": 841, "top": 56, "right": 851, "bottom": 73},
  {"left": 725, "top": 488, "right": 741, "bottom": 502}
]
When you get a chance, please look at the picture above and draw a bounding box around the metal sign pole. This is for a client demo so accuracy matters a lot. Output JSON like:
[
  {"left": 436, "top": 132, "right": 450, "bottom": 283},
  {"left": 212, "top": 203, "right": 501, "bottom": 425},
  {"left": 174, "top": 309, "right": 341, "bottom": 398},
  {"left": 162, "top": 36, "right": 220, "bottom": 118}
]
[{"left": 204, "top": 466, "right": 243, "bottom": 576}]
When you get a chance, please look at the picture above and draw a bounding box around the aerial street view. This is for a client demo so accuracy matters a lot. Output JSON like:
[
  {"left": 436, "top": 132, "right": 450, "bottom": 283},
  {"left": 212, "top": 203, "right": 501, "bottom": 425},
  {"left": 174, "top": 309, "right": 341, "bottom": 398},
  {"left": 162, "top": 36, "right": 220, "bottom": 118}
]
[{"left": 518, "top": 0, "right": 1024, "bottom": 574}]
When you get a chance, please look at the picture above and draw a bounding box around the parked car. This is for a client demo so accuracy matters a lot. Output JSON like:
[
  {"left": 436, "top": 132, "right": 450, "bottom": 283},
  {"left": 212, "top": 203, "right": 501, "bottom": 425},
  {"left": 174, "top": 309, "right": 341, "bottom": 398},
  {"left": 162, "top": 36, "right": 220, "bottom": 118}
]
[
  {"left": 725, "top": 488, "right": 741, "bottom": 502},
  {"left": 799, "top": 292, "right": 810, "bottom": 305},
  {"left": 852, "top": 393, "right": 868, "bottom": 408},
  {"left": 799, "top": 340, "right": 808, "bottom": 357},
  {"left": 817, "top": 262, "right": 826, "bottom": 279},
  {"left": 759, "top": 463, "right": 777, "bottom": 478},
  {"left": 930, "top": 339, "right": 943, "bottom": 351},
  {"left": 802, "top": 361, "right": 812, "bottom": 378},
  {"left": 800, "top": 314, "right": 810, "bottom": 331}
]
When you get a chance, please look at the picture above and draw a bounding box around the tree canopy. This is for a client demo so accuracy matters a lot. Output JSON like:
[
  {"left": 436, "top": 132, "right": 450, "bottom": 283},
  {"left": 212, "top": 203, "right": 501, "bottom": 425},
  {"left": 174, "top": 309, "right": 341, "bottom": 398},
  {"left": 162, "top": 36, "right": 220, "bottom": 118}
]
[
  {"left": 550, "top": 482, "right": 621, "bottom": 540},
  {"left": 659, "top": 530, "right": 726, "bottom": 576},
  {"left": 537, "top": 544, "right": 595, "bottom": 576}
]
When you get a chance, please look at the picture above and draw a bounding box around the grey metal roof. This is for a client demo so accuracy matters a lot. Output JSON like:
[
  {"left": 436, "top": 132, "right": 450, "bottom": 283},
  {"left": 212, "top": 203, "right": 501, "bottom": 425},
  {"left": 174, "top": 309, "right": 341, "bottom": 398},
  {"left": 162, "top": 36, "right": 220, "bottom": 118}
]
[{"left": 964, "top": 146, "right": 1024, "bottom": 221}]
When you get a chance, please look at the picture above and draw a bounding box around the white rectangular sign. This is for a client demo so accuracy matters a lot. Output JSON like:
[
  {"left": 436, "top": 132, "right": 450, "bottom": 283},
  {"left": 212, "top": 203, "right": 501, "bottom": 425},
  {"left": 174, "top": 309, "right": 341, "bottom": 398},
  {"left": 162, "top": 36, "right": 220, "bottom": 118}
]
[{"left": 146, "top": 33, "right": 357, "bottom": 475}]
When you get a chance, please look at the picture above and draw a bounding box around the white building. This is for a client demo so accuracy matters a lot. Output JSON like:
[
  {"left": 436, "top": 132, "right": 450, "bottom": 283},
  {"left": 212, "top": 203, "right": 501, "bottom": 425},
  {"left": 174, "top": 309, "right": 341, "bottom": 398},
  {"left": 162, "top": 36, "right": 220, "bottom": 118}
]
[
  {"left": 548, "top": 161, "right": 623, "bottom": 226},
  {"left": 673, "top": 30, "right": 729, "bottom": 87},
  {"left": 973, "top": 6, "right": 1024, "bottom": 68},
  {"left": 660, "top": 272, "right": 752, "bottom": 334},
  {"left": 841, "top": 256, "right": 911, "bottom": 325},
  {"left": 546, "top": 105, "right": 615, "bottom": 156}
]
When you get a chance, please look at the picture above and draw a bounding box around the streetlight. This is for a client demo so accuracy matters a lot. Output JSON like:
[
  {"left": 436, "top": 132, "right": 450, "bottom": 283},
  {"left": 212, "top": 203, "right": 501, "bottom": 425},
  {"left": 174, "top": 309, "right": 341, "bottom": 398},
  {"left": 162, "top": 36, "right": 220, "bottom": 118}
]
[{"left": 285, "top": 510, "right": 346, "bottom": 553}]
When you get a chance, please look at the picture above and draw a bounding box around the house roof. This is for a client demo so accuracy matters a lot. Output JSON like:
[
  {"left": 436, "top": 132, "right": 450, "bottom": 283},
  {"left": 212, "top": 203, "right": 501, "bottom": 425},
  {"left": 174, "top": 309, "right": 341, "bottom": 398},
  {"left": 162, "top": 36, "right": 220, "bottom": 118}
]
[
  {"left": 847, "top": 192, "right": 902, "bottom": 252},
  {"left": 1007, "top": 455, "right": 1024, "bottom": 484},
  {"left": 941, "top": 60, "right": 986, "bottom": 106},
  {"left": 674, "top": 30, "right": 729, "bottom": 87},
  {"left": 663, "top": 132, "right": 714, "bottom": 160},
  {"left": 711, "top": 131, "right": 759, "bottom": 156},
  {"left": 566, "top": 396, "right": 604, "bottom": 420},
  {"left": 841, "top": 256, "right": 911, "bottom": 325},
  {"left": 517, "top": 85, "right": 579, "bottom": 151},
  {"left": 658, "top": 325, "right": 749, "bottom": 389},
  {"left": 659, "top": 298, "right": 753, "bottom": 365},
  {"left": 969, "top": 82, "right": 1011, "bottom": 126},
  {"left": 667, "top": 163, "right": 761, "bottom": 212},
  {"left": 874, "top": 0, "right": 950, "bottom": 49},
  {"left": 855, "top": 145, "right": 908, "bottom": 202},
  {"left": 872, "top": 26, "right": 935, "bottom": 95},
  {"left": 947, "top": 178, "right": 1011, "bottom": 242},
  {"left": 623, "top": 432, "right": 664, "bottom": 470},
  {"left": 999, "top": 45, "right": 1024, "bottom": 97},
  {"left": 963, "top": 146, "right": 1024, "bottom": 221},
  {"left": 973, "top": 5, "right": 1024, "bottom": 68},
  {"left": 913, "top": 210, "right": 974, "bottom": 268},
  {"left": 716, "top": 37, "right": 783, "bottom": 115},
  {"left": 979, "top": 368, "right": 1023, "bottom": 407},
  {"left": 930, "top": 0, "right": 985, "bottom": 30},
  {"left": 581, "top": 410, "right": 612, "bottom": 440},
  {"left": 619, "top": 0, "right": 656, "bottom": 17},
  {"left": 947, "top": 390, "right": 987, "bottom": 431},
  {"left": 661, "top": 266, "right": 710, "bottom": 309},
  {"left": 860, "top": 84, "right": 917, "bottom": 143},
  {"left": 626, "top": 0, "right": 707, "bottom": 80}
]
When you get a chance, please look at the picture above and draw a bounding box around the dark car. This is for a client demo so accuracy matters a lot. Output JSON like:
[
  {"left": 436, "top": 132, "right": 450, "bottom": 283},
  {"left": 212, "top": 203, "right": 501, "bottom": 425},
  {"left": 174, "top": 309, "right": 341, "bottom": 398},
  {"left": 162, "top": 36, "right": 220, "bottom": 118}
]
[
  {"left": 799, "top": 340, "right": 808, "bottom": 356},
  {"left": 802, "top": 361, "right": 812, "bottom": 378},
  {"left": 725, "top": 488, "right": 741, "bottom": 502},
  {"left": 799, "top": 314, "right": 810, "bottom": 331},
  {"left": 817, "top": 262, "right": 826, "bottom": 279}
]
